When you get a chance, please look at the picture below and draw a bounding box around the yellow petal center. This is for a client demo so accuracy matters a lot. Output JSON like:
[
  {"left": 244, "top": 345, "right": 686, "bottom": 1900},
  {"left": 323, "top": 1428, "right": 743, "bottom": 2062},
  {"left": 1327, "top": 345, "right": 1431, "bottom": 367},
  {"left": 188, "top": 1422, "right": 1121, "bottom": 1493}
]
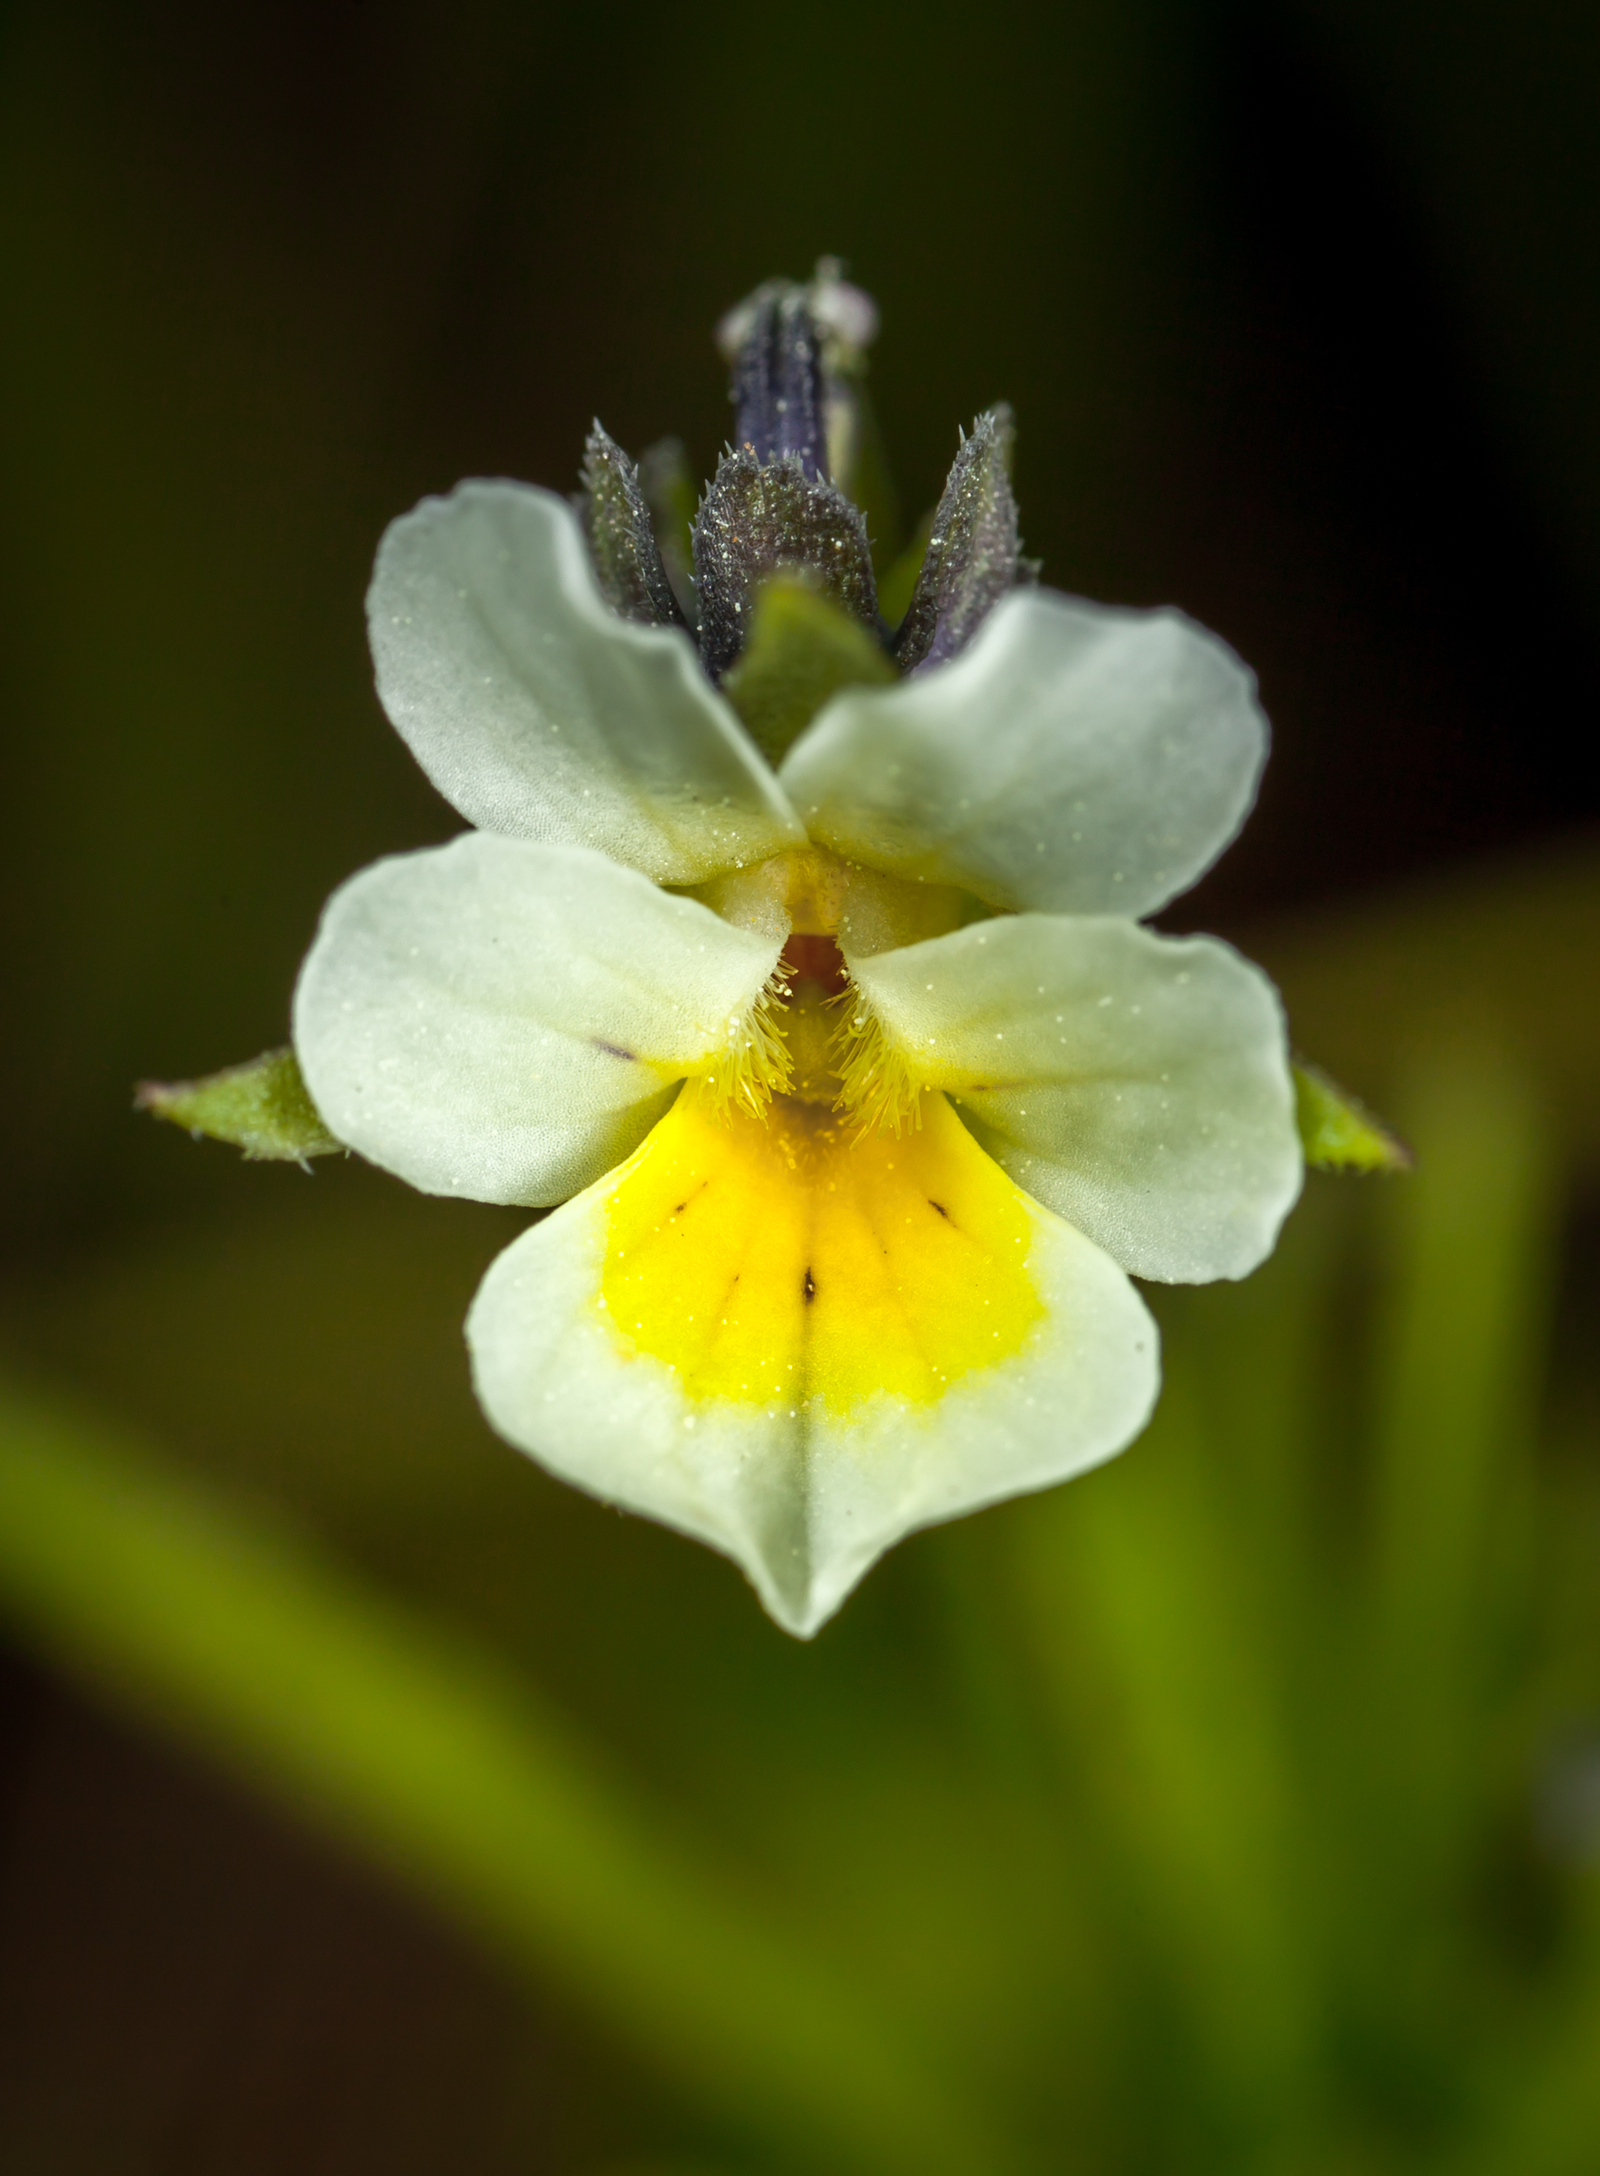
[{"left": 599, "top": 1082, "right": 1044, "bottom": 1414}]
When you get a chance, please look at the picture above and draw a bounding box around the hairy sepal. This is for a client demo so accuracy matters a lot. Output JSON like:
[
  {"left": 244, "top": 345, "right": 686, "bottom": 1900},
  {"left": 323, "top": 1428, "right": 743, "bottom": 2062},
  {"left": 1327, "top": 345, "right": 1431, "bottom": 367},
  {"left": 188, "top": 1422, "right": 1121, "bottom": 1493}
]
[{"left": 137, "top": 1047, "right": 341, "bottom": 1163}]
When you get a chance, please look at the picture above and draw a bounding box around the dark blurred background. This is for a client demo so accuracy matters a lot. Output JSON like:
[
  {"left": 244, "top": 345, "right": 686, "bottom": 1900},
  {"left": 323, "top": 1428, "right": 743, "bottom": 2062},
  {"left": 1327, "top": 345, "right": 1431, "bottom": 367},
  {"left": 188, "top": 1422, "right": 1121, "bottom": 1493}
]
[{"left": 2, "top": 2, "right": 1599, "bottom": 2170}]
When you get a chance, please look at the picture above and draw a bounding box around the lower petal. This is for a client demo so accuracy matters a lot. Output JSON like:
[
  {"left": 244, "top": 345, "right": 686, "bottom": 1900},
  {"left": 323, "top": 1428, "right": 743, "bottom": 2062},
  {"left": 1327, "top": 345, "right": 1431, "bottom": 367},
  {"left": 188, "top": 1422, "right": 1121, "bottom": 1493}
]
[{"left": 467, "top": 1086, "right": 1159, "bottom": 1635}]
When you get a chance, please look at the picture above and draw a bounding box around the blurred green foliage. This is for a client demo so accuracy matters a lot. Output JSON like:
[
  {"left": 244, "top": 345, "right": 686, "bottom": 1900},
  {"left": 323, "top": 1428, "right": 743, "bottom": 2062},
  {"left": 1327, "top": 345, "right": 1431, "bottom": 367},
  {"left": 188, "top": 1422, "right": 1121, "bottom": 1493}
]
[{"left": 3, "top": 855, "right": 1599, "bottom": 2174}]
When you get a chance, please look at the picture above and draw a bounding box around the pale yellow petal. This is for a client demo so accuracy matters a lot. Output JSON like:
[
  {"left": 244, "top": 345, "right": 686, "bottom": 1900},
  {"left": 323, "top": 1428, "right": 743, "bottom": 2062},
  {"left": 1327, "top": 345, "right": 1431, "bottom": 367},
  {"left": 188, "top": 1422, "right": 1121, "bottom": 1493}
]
[{"left": 468, "top": 1086, "right": 1158, "bottom": 1634}]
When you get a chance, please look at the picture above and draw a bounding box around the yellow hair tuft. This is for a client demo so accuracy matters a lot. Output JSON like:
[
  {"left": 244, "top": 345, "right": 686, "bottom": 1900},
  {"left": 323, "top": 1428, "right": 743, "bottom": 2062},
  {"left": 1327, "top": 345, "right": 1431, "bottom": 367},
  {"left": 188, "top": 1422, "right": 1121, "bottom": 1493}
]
[
  {"left": 699, "top": 965, "right": 794, "bottom": 1120},
  {"left": 833, "top": 994, "right": 923, "bottom": 1137}
]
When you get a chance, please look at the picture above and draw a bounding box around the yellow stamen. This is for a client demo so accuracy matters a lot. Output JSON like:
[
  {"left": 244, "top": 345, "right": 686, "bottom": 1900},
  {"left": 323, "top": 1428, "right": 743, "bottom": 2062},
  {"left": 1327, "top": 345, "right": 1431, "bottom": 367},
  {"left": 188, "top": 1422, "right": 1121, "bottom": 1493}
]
[{"left": 599, "top": 1083, "right": 1043, "bottom": 1415}]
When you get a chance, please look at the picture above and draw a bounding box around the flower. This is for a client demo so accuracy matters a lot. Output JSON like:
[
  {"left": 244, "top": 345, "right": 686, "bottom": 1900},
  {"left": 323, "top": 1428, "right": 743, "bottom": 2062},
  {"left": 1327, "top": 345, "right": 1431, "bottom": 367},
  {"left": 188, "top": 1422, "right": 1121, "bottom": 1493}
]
[{"left": 292, "top": 277, "right": 1301, "bottom": 1636}]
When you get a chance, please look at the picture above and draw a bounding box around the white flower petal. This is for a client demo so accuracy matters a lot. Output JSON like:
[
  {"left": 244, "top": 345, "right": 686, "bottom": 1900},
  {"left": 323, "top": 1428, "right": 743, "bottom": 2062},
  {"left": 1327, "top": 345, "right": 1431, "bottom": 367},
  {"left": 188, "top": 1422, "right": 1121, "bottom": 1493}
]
[
  {"left": 369, "top": 481, "right": 804, "bottom": 883},
  {"left": 781, "top": 587, "right": 1267, "bottom": 916},
  {"left": 850, "top": 916, "right": 1301, "bottom": 1283},
  {"left": 294, "top": 835, "right": 781, "bottom": 1206},
  {"left": 468, "top": 1087, "right": 1158, "bottom": 1636}
]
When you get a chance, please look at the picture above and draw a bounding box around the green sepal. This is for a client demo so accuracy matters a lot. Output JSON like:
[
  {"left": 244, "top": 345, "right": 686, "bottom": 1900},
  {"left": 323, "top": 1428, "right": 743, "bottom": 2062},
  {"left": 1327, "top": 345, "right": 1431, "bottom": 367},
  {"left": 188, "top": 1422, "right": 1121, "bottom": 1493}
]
[
  {"left": 1294, "top": 1061, "right": 1411, "bottom": 1172},
  {"left": 637, "top": 436, "right": 699, "bottom": 621},
  {"left": 825, "top": 358, "right": 901, "bottom": 575},
  {"left": 137, "top": 1046, "right": 342, "bottom": 1163},
  {"left": 894, "top": 406, "right": 1020, "bottom": 673},
  {"left": 578, "top": 424, "right": 685, "bottom": 629},
  {"left": 693, "top": 452, "right": 878, "bottom": 683},
  {"left": 722, "top": 572, "right": 896, "bottom": 766},
  {"left": 877, "top": 511, "right": 934, "bottom": 631}
]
